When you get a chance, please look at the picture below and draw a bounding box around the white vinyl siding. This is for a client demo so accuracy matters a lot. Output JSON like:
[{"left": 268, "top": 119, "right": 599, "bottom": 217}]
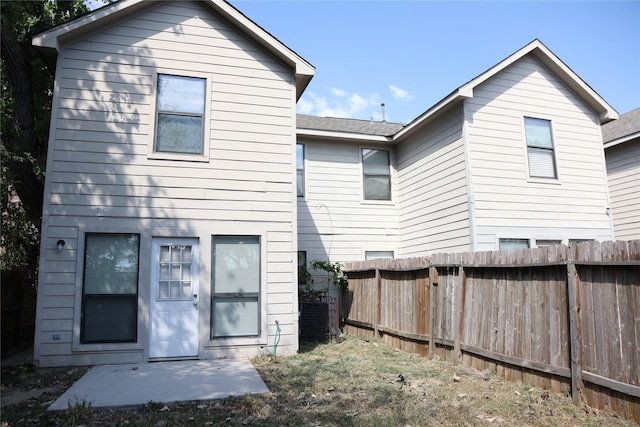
[
  {"left": 464, "top": 56, "right": 612, "bottom": 250},
  {"left": 296, "top": 139, "right": 399, "bottom": 270},
  {"left": 397, "top": 106, "right": 472, "bottom": 255},
  {"left": 605, "top": 140, "right": 640, "bottom": 240},
  {"left": 35, "top": 1, "right": 298, "bottom": 366}
]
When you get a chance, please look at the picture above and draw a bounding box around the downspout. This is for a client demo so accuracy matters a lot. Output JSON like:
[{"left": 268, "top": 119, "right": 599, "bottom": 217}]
[
  {"left": 599, "top": 121, "right": 615, "bottom": 241},
  {"left": 461, "top": 104, "right": 477, "bottom": 251}
]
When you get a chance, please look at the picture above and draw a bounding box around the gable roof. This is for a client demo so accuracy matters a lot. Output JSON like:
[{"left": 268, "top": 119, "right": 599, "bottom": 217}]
[
  {"left": 297, "top": 114, "right": 404, "bottom": 141},
  {"left": 602, "top": 107, "right": 640, "bottom": 148},
  {"left": 32, "top": 0, "right": 314, "bottom": 100},
  {"left": 396, "top": 39, "right": 618, "bottom": 140}
]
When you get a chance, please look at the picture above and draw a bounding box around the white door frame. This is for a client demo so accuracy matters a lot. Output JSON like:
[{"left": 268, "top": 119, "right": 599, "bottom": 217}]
[{"left": 149, "top": 237, "right": 199, "bottom": 359}]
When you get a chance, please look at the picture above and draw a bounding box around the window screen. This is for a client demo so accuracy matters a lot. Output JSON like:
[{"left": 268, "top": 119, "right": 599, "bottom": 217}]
[
  {"left": 81, "top": 233, "right": 139, "bottom": 343},
  {"left": 211, "top": 236, "right": 260, "bottom": 338}
]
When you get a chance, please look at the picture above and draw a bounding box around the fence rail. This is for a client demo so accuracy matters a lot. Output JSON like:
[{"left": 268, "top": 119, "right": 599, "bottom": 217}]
[{"left": 342, "top": 240, "right": 640, "bottom": 423}]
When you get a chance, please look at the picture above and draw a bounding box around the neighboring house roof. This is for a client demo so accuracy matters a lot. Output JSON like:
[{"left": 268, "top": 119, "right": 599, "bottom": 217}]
[
  {"left": 602, "top": 107, "right": 640, "bottom": 148},
  {"left": 31, "top": 0, "right": 315, "bottom": 100},
  {"left": 297, "top": 114, "right": 404, "bottom": 141},
  {"left": 298, "top": 40, "right": 618, "bottom": 144},
  {"left": 396, "top": 39, "right": 618, "bottom": 140}
]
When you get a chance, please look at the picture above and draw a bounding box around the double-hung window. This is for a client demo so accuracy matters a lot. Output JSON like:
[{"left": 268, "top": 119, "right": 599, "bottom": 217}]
[
  {"left": 154, "top": 74, "right": 206, "bottom": 156},
  {"left": 211, "top": 236, "right": 261, "bottom": 338},
  {"left": 525, "top": 117, "right": 557, "bottom": 179},
  {"left": 362, "top": 148, "right": 391, "bottom": 200},
  {"left": 297, "top": 144, "right": 305, "bottom": 197},
  {"left": 81, "top": 233, "right": 139, "bottom": 343}
]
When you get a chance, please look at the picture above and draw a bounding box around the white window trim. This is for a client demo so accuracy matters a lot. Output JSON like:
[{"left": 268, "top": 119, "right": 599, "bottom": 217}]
[
  {"left": 72, "top": 228, "right": 147, "bottom": 353},
  {"left": 148, "top": 70, "right": 212, "bottom": 162},
  {"left": 522, "top": 116, "right": 560, "bottom": 183},
  {"left": 360, "top": 146, "right": 394, "bottom": 203},
  {"left": 207, "top": 230, "right": 268, "bottom": 348}
]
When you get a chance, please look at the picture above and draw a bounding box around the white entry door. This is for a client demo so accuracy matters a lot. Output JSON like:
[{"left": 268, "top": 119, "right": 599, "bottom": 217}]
[{"left": 149, "top": 238, "right": 199, "bottom": 358}]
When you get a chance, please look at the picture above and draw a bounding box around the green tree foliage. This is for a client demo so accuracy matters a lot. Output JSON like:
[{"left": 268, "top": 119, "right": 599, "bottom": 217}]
[{"left": 1, "top": 1, "right": 89, "bottom": 272}]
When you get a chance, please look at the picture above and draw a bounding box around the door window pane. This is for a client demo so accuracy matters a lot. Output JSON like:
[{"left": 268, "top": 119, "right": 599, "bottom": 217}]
[
  {"left": 157, "top": 245, "right": 193, "bottom": 300},
  {"left": 82, "top": 233, "right": 139, "bottom": 343}
]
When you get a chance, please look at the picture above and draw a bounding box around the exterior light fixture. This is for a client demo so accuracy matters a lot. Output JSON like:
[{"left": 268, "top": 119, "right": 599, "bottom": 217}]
[{"left": 56, "top": 240, "right": 66, "bottom": 251}]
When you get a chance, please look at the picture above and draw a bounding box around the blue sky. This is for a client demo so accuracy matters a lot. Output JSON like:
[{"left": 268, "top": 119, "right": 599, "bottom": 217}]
[
  {"left": 87, "top": 1, "right": 640, "bottom": 124},
  {"left": 229, "top": 0, "right": 640, "bottom": 124}
]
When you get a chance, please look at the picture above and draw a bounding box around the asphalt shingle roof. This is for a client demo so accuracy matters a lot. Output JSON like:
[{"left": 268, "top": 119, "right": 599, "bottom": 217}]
[
  {"left": 602, "top": 107, "right": 640, "bottom": 143},
  {"left": 297, "top": 114, "right": 404, "bottom": 137}
]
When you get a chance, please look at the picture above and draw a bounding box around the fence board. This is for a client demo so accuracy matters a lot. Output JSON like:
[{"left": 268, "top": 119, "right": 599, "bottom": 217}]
[{"left": 342, "top": 240, "right": 640, "bottom": 424}]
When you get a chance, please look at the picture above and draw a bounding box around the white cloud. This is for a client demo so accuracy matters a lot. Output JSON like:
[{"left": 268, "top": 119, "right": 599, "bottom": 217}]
[
  {"left": 331, "top": 87, "right": 347, "bottom": 97},
  {"left": 389, "top": 85, "right": 414, "bottom": 101},
  {"left": 297, "top": 97, "right": 314, "bottom": 115},
  {"left": 297, "top": 90, "right": 381, "bottom": 120}
]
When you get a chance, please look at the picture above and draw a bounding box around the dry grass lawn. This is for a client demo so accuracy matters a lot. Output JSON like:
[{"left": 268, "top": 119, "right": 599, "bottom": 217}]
[{"left": 1, "top": 336, "right": 636, "bottom": 426}]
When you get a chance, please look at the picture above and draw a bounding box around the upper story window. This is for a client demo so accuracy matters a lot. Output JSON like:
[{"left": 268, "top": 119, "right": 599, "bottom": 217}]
[
  {"left": 155, "top": 74, "right": 206, "bottom": 155},
  {"left": 297, "top": 144, "right": 304, "bottom": 197},
  {"left": 525, "top": 117, "right": 557, "bottom": 179},
  {"left": 362, "top": 148, "right": 391, "bottom": 200}
]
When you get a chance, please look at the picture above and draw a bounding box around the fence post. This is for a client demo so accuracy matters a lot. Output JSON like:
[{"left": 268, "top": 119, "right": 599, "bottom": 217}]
[
  {"left": 453, "top": 265, "right": 464, "bottom": 365},
  {"left": 566, "top": 259, "right": 585, "bottom": 405},
  {"left": 375, "top": 268, "right": 381, "bottom": 338},
  {"left": 429, "top": 264, "right": 437, "bottom": 358}
]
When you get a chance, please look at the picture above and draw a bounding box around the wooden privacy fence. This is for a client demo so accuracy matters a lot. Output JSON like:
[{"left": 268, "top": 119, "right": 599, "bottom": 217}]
[{"left": 342, "top": 240, "right": 640, "bottom": 423}]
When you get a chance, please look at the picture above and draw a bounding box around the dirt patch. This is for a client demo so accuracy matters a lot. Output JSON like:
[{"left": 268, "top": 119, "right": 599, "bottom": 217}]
[{"left": 1, "top": 337, "right": 636, "bottom": 426}]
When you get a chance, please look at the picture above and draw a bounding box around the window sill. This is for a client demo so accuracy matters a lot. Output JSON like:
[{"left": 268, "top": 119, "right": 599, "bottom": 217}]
[
  {"left": 148, "top": 152, "right": 210, "bottom": 163},
  {"left": 72, "top": 342, "right": 143, "bottom": 353},
  {"left": 527, "top": 177, "right": 561, "bottom": 185},
  {"left": 361, "top": 200, "right": 396, "bottom": 206},
  {"left": 206, "top": 336, "right": 267, "bottom": 347}
]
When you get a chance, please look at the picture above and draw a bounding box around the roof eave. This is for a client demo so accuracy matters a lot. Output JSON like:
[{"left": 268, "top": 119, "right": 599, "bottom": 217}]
[
  {"left": 527, "top": 42, "right": 618, "bottom": 124},
  {"left": 394, "top": 87, "right": 472, "bottom": 140},
  {"left": 603, "top": 132, "right": 640, "bottom": 149},
  {"left": 394, "top": 39, "right": 619, "bottom": 141},
  {"left": 32, "top": 0, "right": 315, "bottom": 99},
  {"left": 297, "top": 128, "right": 394, "bottom": 143}
]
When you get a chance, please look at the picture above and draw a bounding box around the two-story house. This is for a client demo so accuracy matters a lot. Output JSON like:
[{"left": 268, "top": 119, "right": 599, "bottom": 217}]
[
  {"left": 32, "top": 0, "right": 313, "bottom": 367},
  {"left": 297, "top": 40, "right": 618, "bottom": 269},
  {"left": 33, "top": 0, "right": 618, "bottom": 367}
]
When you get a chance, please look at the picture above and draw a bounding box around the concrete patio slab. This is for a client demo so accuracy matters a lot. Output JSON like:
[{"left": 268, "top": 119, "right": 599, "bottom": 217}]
[{"left": 48, "top": 359, "right": 270, "bottom": 410}]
